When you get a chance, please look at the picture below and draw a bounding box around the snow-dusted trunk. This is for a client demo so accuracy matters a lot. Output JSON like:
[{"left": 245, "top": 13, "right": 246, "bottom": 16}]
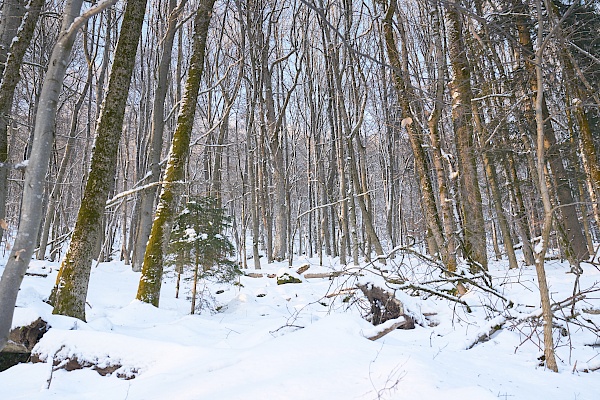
[
  {"left": 514, "top": 0, "right": 588, "bottom": 265},
  {"left": 132, "top": 0, "right": 181, "bottom": 273},
  {"left": 0, "top": 0, "right": 89, "bottom": 352},
  {"left": 446, "top": 5, "right": 487, "bottom": 272},
  {"left": 533, "top": 0, "right": 558, "bottom": 372},
  {"left": 0, "top": 0, "right": 27, "bottom": 81},
  {"left": 428, "top": 2, "right": 457, "bottom": 273},
  {"left": 0, "top": 0, "right": 44, "bottom": 243},
  {"left": 52, "top": 0, "right": 148, "bottom": 320},
  {"left": 136, "top": 0, "right": 216, "bottom": 307},
  {"left": 382, "top": 2, "right": 446, "bottom": 262}
]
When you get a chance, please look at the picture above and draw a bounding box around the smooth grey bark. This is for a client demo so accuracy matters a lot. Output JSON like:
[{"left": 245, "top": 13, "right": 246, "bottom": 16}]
[
  {"left": 52, "top": 0, "right": 147, "bottom": 320},
  {"left": 0, "top": 0, "right": 112, "bottom": 352},
  {"left": 0, "top": 0, "right": 44, "bottom": 243},
  {"left": 37, "top": 31, "right": 93, "bottom": 260}
]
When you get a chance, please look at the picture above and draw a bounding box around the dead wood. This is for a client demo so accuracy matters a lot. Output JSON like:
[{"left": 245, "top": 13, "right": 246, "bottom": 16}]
[{"left": 357, "top": 284, "right": 415, "bottom": 329}]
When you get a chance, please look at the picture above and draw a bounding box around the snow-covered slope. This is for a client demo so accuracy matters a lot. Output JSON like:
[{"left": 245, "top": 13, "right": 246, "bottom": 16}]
[{"left": 1, "top": 254, "right": 599, "bottom": 399}]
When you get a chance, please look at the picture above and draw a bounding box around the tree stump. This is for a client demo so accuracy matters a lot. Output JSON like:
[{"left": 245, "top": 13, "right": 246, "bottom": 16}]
[{"left": 358, "top": 284, "right": 414, "bottom": 329}]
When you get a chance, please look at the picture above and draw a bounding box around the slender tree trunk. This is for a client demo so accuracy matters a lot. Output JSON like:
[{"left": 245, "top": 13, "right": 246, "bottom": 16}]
[
  {"left": 132, "top": 0, "right": 183, "bottom": 272},
  {"left": 503, "top": 153, "right": 536, "bottom": 266},
  {"left": 445, "top": 3, "right": 487, "bottom": 272},
  {"left": 514, "top": 0, "right": 588, "bottom": 265},
  {"left": 533, "top": 0, "right": 558, "bottom": 372},
  {"left": 382, "top": 1, "right": 446, "bottom": 263},
  {"left": 471, "top": 99, "right": 518, "bottom": 269},
  {"left": 0, "top": 0, "right": 113, "bottom": 351},
  {"left": 428, "top": 2, "right": 457, "bottom": 272},
  {"left": 38, "top": 35, "right": 93, "bottom": 260},
  {"left": 575, "top": 103, "right": 600, "bottom": 232},
  {"left": 191, "top": 253, "right": 199, "bottom": 314},
  {"left": 0, "top": 0, "right": 44, "bottom": 242},
  {"left": 137, "top": 0, "right": 216, "bottom": 306},
  {"left": 52, "top": 0, "right": 147, "bottom": 320}
]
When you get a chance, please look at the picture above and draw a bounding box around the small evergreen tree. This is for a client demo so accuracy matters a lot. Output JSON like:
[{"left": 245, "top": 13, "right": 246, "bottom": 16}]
[{"left": 167, "top": 197, "right": 239, "bottom": 314}]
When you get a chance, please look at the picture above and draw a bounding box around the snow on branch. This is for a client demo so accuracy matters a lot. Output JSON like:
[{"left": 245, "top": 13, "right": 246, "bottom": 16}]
[{"left": 64, "top": 0, "right": 119, "bottom": 41}]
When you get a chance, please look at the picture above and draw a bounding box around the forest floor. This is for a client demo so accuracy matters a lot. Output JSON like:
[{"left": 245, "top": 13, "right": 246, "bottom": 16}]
[{"left": 1, "top": 249, "right": 600, "bottom": 399}]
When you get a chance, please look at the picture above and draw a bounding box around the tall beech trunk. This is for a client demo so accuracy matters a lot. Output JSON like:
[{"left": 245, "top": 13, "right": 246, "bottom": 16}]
[
  {"left": 0, "top": 0, "right": 114, "bottom": 351},
  {"left": 52, "top": 0, "right": 148, "bottom": 320},
  {"left": 382, "top": 1, "right": 447, "bottom": 264},
  {"left": 132, "top": 0, "right": 182, "bottom": 272},
  {"left": 137, "top": 0, "right": 216, "bottom": 307},
  {"left": 445, "top": 3, "right": 487, "bottom": 272},
  {"left": 37, "top": 51, "right": 92, "bottom": 260},
  {"left": 0, "top": 0, "right": 44, "bottom": 242}
]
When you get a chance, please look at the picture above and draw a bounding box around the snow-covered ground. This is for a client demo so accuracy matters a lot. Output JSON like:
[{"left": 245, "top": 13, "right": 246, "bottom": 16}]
[{"left": 1, "top": 252, "right": 599, "bottom": 399}]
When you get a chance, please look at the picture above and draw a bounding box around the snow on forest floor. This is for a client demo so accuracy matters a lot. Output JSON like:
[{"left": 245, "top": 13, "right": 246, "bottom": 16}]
[{"left": 1, "top": 252, "right": 600, "bottom": 399}]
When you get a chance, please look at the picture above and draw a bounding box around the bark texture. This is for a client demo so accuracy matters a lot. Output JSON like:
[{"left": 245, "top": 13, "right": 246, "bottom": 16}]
[
  {"left": 445, "top": 4, "right": 487, "bottom": 272},
  {"left": 0, "top": 0, "right": 88, "bottom": 351},
  {"left": 0, "top": 0, "right": 44, "bottom": 242},
  {"left": 0, "top": 0, "right": 27, "bottom": 80},
  {"left": 132, "top": 0, "right": 181, "bottom": 272},
  {"left": 52, "top": 0, "right": 147, "bottom": 320},
  {"left": 136, "top": 0, "right": 216, "bottom": 306},
  {"left": 382, "top": 2, "right": 447, "bottom": 265}
]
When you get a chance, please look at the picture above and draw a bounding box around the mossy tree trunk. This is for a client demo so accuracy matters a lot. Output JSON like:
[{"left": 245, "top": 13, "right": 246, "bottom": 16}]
[
  {"left": 0, "top": 0, "right": 44, "bottom": 243},
  {"left": 0, "top": 0, "right": 111, "bottom": 351},
  {"left": 132, "top": 0, "right": 181, "bottom": 272},
  {"left": 136, "top": 0, "right": 216, "bottom": 307},
  {"left": 51, "top": 0, "right": 147, "bottom": 320}
]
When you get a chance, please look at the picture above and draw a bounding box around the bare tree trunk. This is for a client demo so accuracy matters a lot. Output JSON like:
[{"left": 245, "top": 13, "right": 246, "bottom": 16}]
[
  {"left": 0, "top": 0, "right": 27, "bottom": 81},
  {"left": 132, "top": 0, "right": 183, "bottom": 272},
  {"left": 381, "top": 1, "right": 446, "bottom": 263},
  {"left": 471, "top": 97, "right": 518, "bottom": 269},
  {"left": 38, "top": 29, "right": 93, "bottom": 260},
  {"left": 52, "top": 0, "right": 147, "bottom": 320},
  {"left": 575, "top": 103, "right": 600, "bottom": 233},
  {"left": 428, "top": 2, "right": 457, "bottom": 272},
  {"left": 0, "top": 0, "right": 114, "bottom": 351},
  {"left": 533, "top": 0, "right": 558, "bottom": 371},
  {"left": 513, "top": 0, "right": 588, "bottom": 265},
  {"left": 137, "top": 0, "right": 216, "bottom": 306},
  {"left": 0, "top": 0, "right": 44, "bottom": 242},
  {"left": 445, "top": 3, "right": 487, "bottom": 272},
  {"left": 503, "top": 153, "right": 536, "bottom": 266}
]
